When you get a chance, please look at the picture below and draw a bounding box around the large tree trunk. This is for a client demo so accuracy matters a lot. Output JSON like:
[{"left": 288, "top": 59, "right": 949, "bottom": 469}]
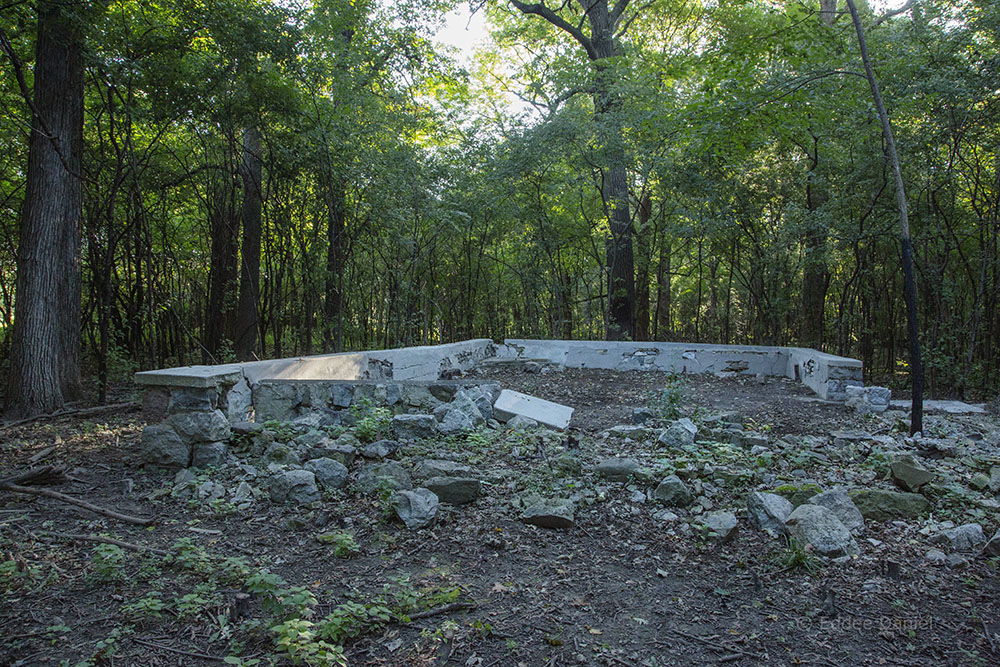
[
  {"left": 801, "top": 135, "right": 829, "bottom": 349},
  {"left": 204, "top": 159, "right": 240, "bottom": 363},
  {"left": 634, "top": 194, "right": 652, "bottom": 341},
  {"left": 234, "top": 126, "right": 263, "bottom": 361},
  {"left": 5, "top": 1, "right": 84, "bottom": 416}
]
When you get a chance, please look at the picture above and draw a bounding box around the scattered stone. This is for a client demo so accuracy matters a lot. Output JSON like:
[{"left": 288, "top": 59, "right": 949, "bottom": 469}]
[
  {"left": 913, "top": 437, "right": 957, "bottom": 458},
  {"left": 850, "top": 489, "right": 931, "bottom": 521},
  {"left": 774, "top": 482, "right": 823, "bottom": 507},
  {"left": 357, "top": 462, "right": 412, "bottom": 492},
  {"left": 139, "top": 424, "right": 190, "bottom": 469},
  {"left": 653, "top": 509, "right": 679, "bottom": 523},
  {"left": 262, "top": 442, "right": 301, "bottom": 466},
  {"left": 269, "top": 470, "right": 320, "bottom": 504},
  {"left": 747, "top": 492, "right": 793, "bottom": 533},
  {"left": 493, "top": 389, "right": 574, "bottom": 430},
  {"left": 520, "top": 497, "right": 575, "bottom": 529},
  {"left": 423, "top": 476, "right": 481, "bottom": 505},
  {"left": 231, "top": 421, "right": 265, "bottom": 436},
  {"left": 740, "top": 432, "right": 769, "bottom": 449},
  {"left": 933, "top": 524, "right": 985, "bottom": 552},
  {"left": 307, "top": 442, "right": 357, "bottom": 467},
  {"left": 969, "top": 472, "right": 990, "bottom": 491},
  {"left": 890, "top": 455, "right": 935, "bottom": 492},
  {"left": 191, "top": 441, "right": 228, "bottom": 468},
  {"left": 551, "top": 453, "right": 582, "bottom": 476},
  {"left": 657, "top": 418, "right": 697, "bottom": 449},
  {"left": 810, "top": 488, "right": 865, "bottom": 535},
  {"left": 594, "top": 458, "right": 641, "bottom": 482},
  {"left": 946, "top": 553, "right": 969, "bottom": 568},
  {"left": 507, "top": 414, "right": 538, "bottom": 430},
  {"left": 304, "top": 458, "right": 349, "bottom": 490},
  {"left": 232, "top": 481, "right": 254, "bottom": 503},
  {"left": 413, "top": 459, "right": 474, "bottom": 481},
  {"left": 174, "top": 468, "right": 196, "bottom": 486},
  {"left": 700, "top": 511, "right": 738, "bottom": 543},
  {"left": 653, "top": 475, "right": 693, "bottom": 507},
  {"left": 392, "top": 488, "right": 439, "bottom": 529},
  {"left": 632, "top": 407, "right": 655, "bottom": 424},
  {"left": 983, "top": 530, "right": 1000, "bottom": 557},
  {"left": 924, "top": 549, "right": 947, "bottom": 566},
  {"left": 785, "top": 504, "right": 857, "bottom": 557},
  {"left": 362, "top": 440, "right": 399, "bottom": 460},
  {"left": 629, "top": 490, "right": 647, "bottom": 504},
  {"left": 392, "top": 414, "right": 438, "bottom": 441},
  {"left": 989, "top": 467, "right": 1000, "bottom": 494}
]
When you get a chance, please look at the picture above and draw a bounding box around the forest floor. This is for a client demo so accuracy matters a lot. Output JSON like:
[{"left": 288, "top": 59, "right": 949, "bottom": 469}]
[{"left": 1, "top": 368, "right": 999, "bottom": 667}]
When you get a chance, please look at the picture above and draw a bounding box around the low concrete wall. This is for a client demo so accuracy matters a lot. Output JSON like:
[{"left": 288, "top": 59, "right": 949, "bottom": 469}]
[
  {"left": 134, "top": 337, "right": 863, "bottom": 430},
  {"left": 500, "top": 339, "right": 862, "bottom": 400}
]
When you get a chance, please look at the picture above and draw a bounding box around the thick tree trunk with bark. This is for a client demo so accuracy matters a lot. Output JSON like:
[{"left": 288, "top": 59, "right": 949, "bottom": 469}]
[
  {"left": 324, "top": 177, "right": 348, "bottom": 352},
  {"left": 511, "top": 0, "right": 635, "bottom": 340},
  {"left": 5, "top": 2, "right": 84, "bottom": 416},
  {"left": 634, "top": 194, "right": 652, "bottom": 340},
  {"left": 204, "top": 165, "right": 240, "bottom": 363},
  {"left": 234, "top": 126, "right": 263, "bottom": 361}
]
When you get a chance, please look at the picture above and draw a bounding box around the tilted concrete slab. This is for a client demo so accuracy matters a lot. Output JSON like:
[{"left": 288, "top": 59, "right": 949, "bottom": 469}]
[
  {"left": 134, "top": 364, "right": 245, "bottom": 388},
  {"left": 890, "top": 399, "right": 986, "bottom": 415},
  {"left": 493, "top": 389, "right": 574, "bottom": 430}
]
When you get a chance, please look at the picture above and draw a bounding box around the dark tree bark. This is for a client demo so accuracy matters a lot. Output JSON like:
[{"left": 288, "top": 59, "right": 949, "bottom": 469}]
[
  {"left": 801, "top": 134, "right": 829, "bottom": 349},
  {"left": 634, "top": 194, "right": 652, "bottom": 341},
  {"left": 4, "top": 2, "right": 85, "bottom": 416},
  {"left": 654, "top": 236, "right": 671, "bottom": 340},
  {"left": 511, "top": 0, "right": 635, "bottom": 340},
  {"left": 845, "top": 0, "right": 923, "bottom": 434},
  {"left": 204, "top": 157, "right": 240, "bottom": 363},
  {"left": 323, "top": 177, "right": 347, "bottom": 352},
  {"left": 234, "top": 126, "right": 263, "bottom": 361}
]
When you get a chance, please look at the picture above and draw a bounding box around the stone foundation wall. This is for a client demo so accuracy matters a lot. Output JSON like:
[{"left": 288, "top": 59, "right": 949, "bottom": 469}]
[{"left": 134, "top": 338, "right": 864, "bottom": 461}]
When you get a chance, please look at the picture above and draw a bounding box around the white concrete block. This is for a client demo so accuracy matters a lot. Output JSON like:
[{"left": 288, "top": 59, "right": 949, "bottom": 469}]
[{"left": 493, "top": 389, "right": 573, "bottom": 430}]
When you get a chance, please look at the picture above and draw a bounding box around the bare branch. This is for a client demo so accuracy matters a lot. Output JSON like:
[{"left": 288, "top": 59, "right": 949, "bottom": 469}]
[
  {"left": 873, "top": 0, "right": 915, "bottom": 27},
  {"left": 511, "top": 0, "right": 597, "bottom": 59}
]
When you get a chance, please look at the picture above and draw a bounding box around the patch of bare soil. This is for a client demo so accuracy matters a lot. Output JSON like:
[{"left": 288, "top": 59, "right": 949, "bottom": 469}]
[{"left": 1, "top": 371, "right": 998, "bottom": 667}]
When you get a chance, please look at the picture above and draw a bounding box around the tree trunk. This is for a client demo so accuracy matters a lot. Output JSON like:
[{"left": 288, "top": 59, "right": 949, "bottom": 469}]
[
  {"left": 634, "top": 194, "right": 652, "bottom": 340},
  {"left": 5, "top": 1, "right": 84, "bottom": 416},
  {"left": 846, "top": 0, "right": 923, "bottom": 434},
  {"left": 204, "top": 152, "right": 240, "bottom": 363},
  {"left": 324, "top": 177, "right": 348, "bottom": 352},
  {"left": 655, "top": 236, "right": 671, "bottom": 340},
  {"left": 234, "top": 126, "right": 263, "bottom": 361}
]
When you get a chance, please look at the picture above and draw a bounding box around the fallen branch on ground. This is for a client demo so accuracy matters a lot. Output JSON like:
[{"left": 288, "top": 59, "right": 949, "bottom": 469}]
[
  {"left": 38, "top": 531, "right": 168, "bottom": 556},
  {"left": 0, "top": 465, "right": 69, "bottom": 487},
  {"left": 0, "top": 401, "right": 139, "bottom": 432},
  {"left": 0, "top": 483, "right": 153, "bottom": 525},
  {"left": 398, "top": 602, "right": 476, "bottom": 623}
]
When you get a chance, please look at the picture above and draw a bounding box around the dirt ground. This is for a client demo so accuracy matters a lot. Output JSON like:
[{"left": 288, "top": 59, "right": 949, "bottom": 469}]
[{"left": 1, "top": 368, "right": 998, "bottom": 666}]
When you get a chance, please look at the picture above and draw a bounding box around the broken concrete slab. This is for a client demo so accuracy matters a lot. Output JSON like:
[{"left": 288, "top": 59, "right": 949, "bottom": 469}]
[
  {"left": 492, "top": 389, "right": 574, "bottom": 430},
  {"left": 890, "top": 399, "right": 986, "bottom": 415}
]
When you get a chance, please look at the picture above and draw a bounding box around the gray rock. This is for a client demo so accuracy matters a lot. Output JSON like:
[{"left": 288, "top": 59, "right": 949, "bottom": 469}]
[
  {"left": 424, "top": 476, "right": 481, "bottom": 505},
  {"left": 438, "top": 409, "right": 476, "bottom": 434},
  {"left": 304, "top": 458, "right": 349, "bottom": 490},
  {"left": 700, "top": 511, "right": 738, "bottom": 543},
  {"left": 851, "top": 489, "right": 931, "bottom": 521},
  {"left": 845, "top": 385, "right": 891, "bottom": 414},
  {"left": 357, "top": 462, "right": 412, "bottom": 492},
  {"left": 294, "top": 429, "right": 329, "bottom": 449},
  {"left": 933, "top": 523, "right": 985, "bottom": 552},
  {"left": 969, "top": 472, "right": 990, "bottom": 491},
  {"left": 263, "top": 442, "right": 301, "bottom": 466},
  {"left": 393, "top": 488, "right": 439, "bottom": 529},
  {"left": 785, "top": 504, "right": 857, "bottom": 557},
  {"left": 361, "top": 439, "right": 399, "bottom": 460},
  {"left": 307, "top": 442, "right": 357, "bottom": 466},
  {"left": 983, "top": 530, "right": 1000, "bottom": 557},
  {"left": 747, "top": 492, "right": 793, "bottom": 533},
  {"left": 231, "top": 421, "right": 265, "bottom": 436},
  {"left": 191, "top": 441, "right": 228, "bottom": 468},
  {"left": 507, "top": 414, "right": 538, "bottom": 430},
  {"left": 174, "top": 468, "right": 196, "bottom": 486},
  {"left": 166, "top": 409, "right": 231, "bottom": 444},
  {"left": 168, "top": 387, "right": 216, "bottom": 414},
  {"left": 330, "top": 384, "right": 354, "bottom": 408},
  {"left": 890, "top": 455, "right": 934, "bottom": 492},
  {"left": 810, "top": 488, "right": 865, "bottom": 535},
  {"left": 413, "top": 459, "right": 473, "bottom": 482},
  {"left": 232, "top": 481, "right": 254, "bottom": 503},
  {"left": 140, "top": 424, "right": 190, "bottom": 469},
  {"left": 223, "top": 379, "right": 253, "bottom": 422},
  {"left": 594, "top": 458, "right": 641, "bottom": 482},
  {"left": 632, "top": 407, "right": 655, "bottom": 424},
  {"left": 438, "top": 392, "right": 486, "bottom": 434},
  {"left": 658, "top": 418, "right": 697, "bottom": 449},
  {"left": 269, "top": 470, "right": 320, "bottom": 504},
  {"left": 520, "top": 497, "right": 575, "bottom": 529},
  {"left": 924, "top": 549, "right": 947, "bottom": 566},
  {"left": 393, "top": 414, "right": 438, "bottom": 441},
  {"left": 989, "top": 467, "right": 1000, "bottom": 494},
  {"left": 551, "top": 453, "right": 582, "bottom": 476},
  {"left": 653, "top": 475, "right": 693, "bottom": 507}
]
